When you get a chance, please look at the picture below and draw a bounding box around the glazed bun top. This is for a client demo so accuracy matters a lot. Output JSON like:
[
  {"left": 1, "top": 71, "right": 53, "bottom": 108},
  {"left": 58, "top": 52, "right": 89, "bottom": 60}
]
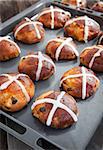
[
  {"left": 0, "top": 73, "right": 35, "bottom": 112},
  {"left": 19, "top": 51, "right": 56, "bottom": 81},
  {"left": 0, "top": 36, "right": 21, "bottom": 53},
  {"left": 64, "top": 16, "right": 100, "bottom": 43},
  {"left": 0, "top": 73, "right": 31, "bottom": 102},
  {"left": 31, "top": 90, "right": 78, "bottom": 128},
  {"left": 38, "top": 5, "right": 71, "bottom": 29},
  {"left": 80, "top": 45, "right": 103, "bottom": 68},
  {"left": 14, "top": 17, "right": 43, "bottom": 39},
  {"left": 0, "top": 74, "right": 30, "bottom": 101},
  {"left": 46, "top": 37, "right": 79, "bottom": 61},
  {"left": 60, "top": 66, "right": 100, "bottom": 99},
  {"left": 0, "top": 36, "right": 21, "bottom": 61},
  {"left": 13, "top": 17, "right": 45, "bottom": 44}
]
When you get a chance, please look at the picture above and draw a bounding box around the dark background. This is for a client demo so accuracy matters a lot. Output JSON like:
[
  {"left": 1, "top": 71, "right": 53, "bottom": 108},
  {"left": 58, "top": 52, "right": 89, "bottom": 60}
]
[{"left": 0, "top": 0, "right": 38, "bottom": 23}]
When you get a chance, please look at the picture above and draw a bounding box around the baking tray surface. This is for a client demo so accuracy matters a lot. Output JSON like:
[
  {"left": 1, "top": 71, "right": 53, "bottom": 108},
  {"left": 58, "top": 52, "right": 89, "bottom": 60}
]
[{"left": 0, "top": 1, "right": 103, "bottom": 150}]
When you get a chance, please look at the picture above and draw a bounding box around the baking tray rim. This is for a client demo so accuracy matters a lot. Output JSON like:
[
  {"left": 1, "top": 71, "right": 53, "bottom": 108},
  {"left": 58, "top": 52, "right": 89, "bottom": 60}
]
[{"left": 0, "top": 0, "right": 103, "bottom": 150}]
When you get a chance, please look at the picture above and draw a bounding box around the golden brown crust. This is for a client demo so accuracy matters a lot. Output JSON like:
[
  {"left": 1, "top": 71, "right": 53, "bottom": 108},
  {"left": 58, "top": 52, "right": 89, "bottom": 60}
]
[
  {"left": 0, "top": 40, "right": 20, "bottom": 61},
  {"left": 18, "top": 52, "right": 55, "bottom": 81},
  {"left": 80, "top": 45, "right": 103, "bottom": 72},
  {"left": 60, "top": 66, "right": 100, "bottom": 99},
  {"left": 0, "top": 73, "right": 35, "bottom": 112},
  {"left": 64, "top": 17, "right": 100, "bottom": 42},
  {"left": 13, "top": 19, "right": 45, "bottom": 44},
  {"left": 62, "top": 0, "right": 86, "bottom": 7},
  {"left": 38, "top": 7, "right": 70, "bottom": 29},
  {"left": 92, "top": 1, "right": 103, "bottom": 13},
  {"left": 32, "top": 90, "right": 78, "bottom": 128},
  {"left": 46, "top": 37, "right": 77, "bottom": 61}
]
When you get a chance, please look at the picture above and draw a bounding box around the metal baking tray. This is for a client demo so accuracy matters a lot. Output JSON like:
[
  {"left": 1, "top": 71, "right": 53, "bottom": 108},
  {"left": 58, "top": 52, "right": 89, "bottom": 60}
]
[{"left": 0, "top": 0, "right": 103, "bottom": 150}]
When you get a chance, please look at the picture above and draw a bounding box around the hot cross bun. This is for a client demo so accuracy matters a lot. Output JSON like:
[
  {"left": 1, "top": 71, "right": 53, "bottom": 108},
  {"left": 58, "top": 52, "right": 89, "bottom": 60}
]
[
  {"left": 64, "top": 16, "right": 100, "bottom": 42},
  {"left": 38, "top": 6, "right": 71, "bottom": 29},
  {"left": 18, "top": 51, "right": 56, "bottom": 81},
  {"left": 13, "top": 17, "right": 45, "bottom": 44},
  {"left": 80, "top": 45, "right": 103, "bottom": 72},
  {"left": 0, "top": 36, "right": 21, "bottom": 61},
  {"left": 46, "top": 37, "right": 79, "bottom": 61},
  {"left": 31, "top": 90, "right": 78, "bottom": 128},
  {"left": 60, "top": 66, "right": 100, "bottom": 99},
  {"left": 0, "top": 73, "right": 35, "bottom": 112}
]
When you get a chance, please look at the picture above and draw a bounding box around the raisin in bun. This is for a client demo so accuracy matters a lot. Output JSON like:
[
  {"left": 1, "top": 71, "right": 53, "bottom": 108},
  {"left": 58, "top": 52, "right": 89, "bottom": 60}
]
[
  {"left": 62, "top": 0, "right": 86, "bottom": 8},
  {"left": 0, "top": 36, "right": 21, "bottom": 61},
  {"left": 97, "top": 32, "right": 103, "bottom": 45},
  {"left": 92, "top": 1, "right": 103, "bottom": 13},
  {"left": 18, "top": 51, "right": 56, "bottom": 81},
  {"left": 13, "top": 17, "right": 45, "bottom": 44},
  {"left": 46, "top": 37, "right": 79, "bottom": 61},
  {"left": 0, "top": 73, "right": 35, "bottom": 112},
  {"left": 60, "top": 66, "right": 100, "bottom": 100},
  {"left": 80, "top": 45, "right": 103, "bottom": 72},
  {"left": 38, "top": 6, "right": 71, "bottom": 29},
  {"left": 64, "top": 16, "right": 100, "bottom": 42},
  {"left": 31, "top": 90, "right": 78, "bottom": 128}
]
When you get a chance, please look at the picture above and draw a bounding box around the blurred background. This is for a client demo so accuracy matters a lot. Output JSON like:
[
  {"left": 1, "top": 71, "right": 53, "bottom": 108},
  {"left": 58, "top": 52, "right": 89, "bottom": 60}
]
[
  {"left": 0, "top": 0, "right": 38, "bottom": 23},
  {"left": 0, "top": 0, "right": 100, "bottom": 23}
]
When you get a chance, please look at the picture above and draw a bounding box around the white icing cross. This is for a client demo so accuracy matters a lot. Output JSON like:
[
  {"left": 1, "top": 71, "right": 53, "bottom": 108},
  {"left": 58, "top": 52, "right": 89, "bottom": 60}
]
[
  {"left": 38, "top": 6, "right": 71, "bottom": 29},
  {"left": 88, "top": 46, "right": 103, "bottom": 68},
  {"left": 21, "top": 51, "right": 56, "bottom": 81},
  {"left": 84, "top": 16, "right": 89, "bottom": 43},
  {"left": 48, "top": 37, "right": 79, "bottom": 61},
  {"left": 0, "top": 36, "right": 21, "bottom": 53},
  {"left": 98, "top": 34, "right": 103, "bottom": 44},
  {"left": 14, "top": 17, "right": 43, "bottom": 39},
  {"left": 60, "top": 66, "right": 99, "bottom": 99},
  {"left": 31, "top": 91, "right": 78, "bottom": 126},
  {"left": 0, "top": 74, "right": 30, "bottom": 102},
  {"left": 65, "top": 16, "right": 100, "bottom": 43}
]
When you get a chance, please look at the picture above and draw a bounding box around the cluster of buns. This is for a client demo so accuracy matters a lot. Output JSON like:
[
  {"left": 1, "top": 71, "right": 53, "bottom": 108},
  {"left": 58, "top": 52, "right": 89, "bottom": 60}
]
[
  {"left": 62, "top": 0, "right": 103, "bottom": 13},
  {"left": 62, "top": 0, "right": 87, "bottom": 8},
  {"left": 0, "top": 5, "right": 102, "bottom": 129}
]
